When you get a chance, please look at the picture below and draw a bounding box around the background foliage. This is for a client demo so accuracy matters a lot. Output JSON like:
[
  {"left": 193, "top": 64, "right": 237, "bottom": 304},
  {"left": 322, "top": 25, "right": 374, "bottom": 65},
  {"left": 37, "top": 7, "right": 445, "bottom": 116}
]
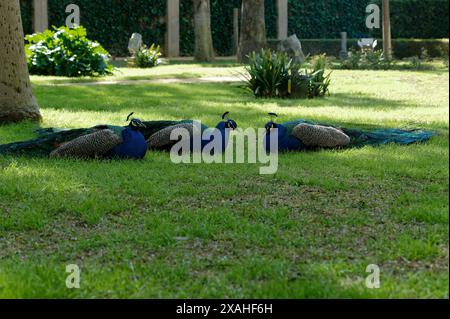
[
  {"left": 47, "top": 0, "right": 166, "bottom": 57},
  {"left": 302, "top": 38, "right": 449, "bottom": 58},
  {"left": 20, "top": 0, "right": 449, "bottom": 57},
  {"left": 25, "top": 26, "right": 113, "bottom": 77}
]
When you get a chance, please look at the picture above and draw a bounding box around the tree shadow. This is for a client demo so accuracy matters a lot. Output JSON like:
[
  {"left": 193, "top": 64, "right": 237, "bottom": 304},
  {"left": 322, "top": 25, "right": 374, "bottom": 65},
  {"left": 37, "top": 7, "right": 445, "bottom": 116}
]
[
  {"left": 24, "top": 80, "right": 445, "bottom": 135},
  {"left": 34, "top": 81, "right": 410, "bottom": 110}
]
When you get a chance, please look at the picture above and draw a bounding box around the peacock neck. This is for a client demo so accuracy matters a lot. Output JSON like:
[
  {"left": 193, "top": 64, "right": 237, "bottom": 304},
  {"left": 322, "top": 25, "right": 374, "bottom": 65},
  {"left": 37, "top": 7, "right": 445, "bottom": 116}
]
[{"left": 215, "top": 122, "right": 231, "bottom": 151}]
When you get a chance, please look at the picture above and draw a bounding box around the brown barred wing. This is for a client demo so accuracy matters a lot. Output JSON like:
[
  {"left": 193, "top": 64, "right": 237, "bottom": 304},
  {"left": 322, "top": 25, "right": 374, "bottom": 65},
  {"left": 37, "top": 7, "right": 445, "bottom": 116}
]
[
  {"left": 50, "top": 129, "right": 122, "bottom": 159},
  {"left": 147, "top": 123, "right": 200, "bottom": 150},
  {"left": 292, "top": 123, "right": 350, "bottom": 148}
]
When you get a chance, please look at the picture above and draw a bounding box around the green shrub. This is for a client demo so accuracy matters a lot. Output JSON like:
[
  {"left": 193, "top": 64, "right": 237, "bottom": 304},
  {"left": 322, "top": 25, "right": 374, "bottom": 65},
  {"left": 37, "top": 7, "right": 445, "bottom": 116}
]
[
  {"left": 132, "top": 44, "right": 162, "bottom": 68},
  {"left": 20, "top": 0, "right": 448, "bottom": 57},
  {"left": 392, "top": 39, "right": 449, "bottom": 59},
  {"left": 406, "top": 56, "right": 425, "bottom": 70},
  {"left": 300, "top": 39, "right": 449, "bottom": 59},
  {"left": 309, "top": 54, "right": 332, "bottom": 98},
  {"left": 338, "top": 49, "right": 395, "bottom": 70},
  {"left": 243, "top": 49, "right": 331, "bottom": 99},
  {"left": 25, "top": 26, "right": 113, "bottom": 77},
  {"left": 403, "top": 50, "right": 436, "bottom": 71}
]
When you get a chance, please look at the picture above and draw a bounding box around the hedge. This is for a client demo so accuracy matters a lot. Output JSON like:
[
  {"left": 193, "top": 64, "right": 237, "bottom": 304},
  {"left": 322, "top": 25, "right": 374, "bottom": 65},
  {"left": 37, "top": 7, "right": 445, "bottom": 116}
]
[
  {"left": 288, "top": 0, "right": 449, "bottom": 40},
  {"left": 20, "top": 0, "right": 33, "bottom": 36},
  {"left": 300, "top": 38, "right": 449, "bottom": 58},
  {"left": 45, "top": 0, "right": 166, "bottom": 57},
  {"left": 178, "top": 0, "right": 277, "bottom": 56},
  {"left": 20, "top": 0, "right": 449, "bottom": 57}
]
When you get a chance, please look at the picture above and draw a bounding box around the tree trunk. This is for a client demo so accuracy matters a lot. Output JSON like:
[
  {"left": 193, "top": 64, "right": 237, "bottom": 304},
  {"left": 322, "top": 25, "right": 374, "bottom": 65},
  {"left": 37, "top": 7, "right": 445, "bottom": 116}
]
[
  {"left": 382, "top": 0, "right": 392, "bottom": 59},
  {"left": 237, "top": 0, "right": 266, "bottom": 63},
  {"left": 0, "top": 0, "right": 41, "bottom": 124},
  {"left": 193, "top": 0, "right": 214, "bottom": 62}
]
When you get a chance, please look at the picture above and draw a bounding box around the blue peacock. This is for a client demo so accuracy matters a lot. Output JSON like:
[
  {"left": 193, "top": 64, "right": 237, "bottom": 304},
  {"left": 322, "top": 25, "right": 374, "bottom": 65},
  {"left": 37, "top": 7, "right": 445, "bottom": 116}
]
[
  {"left": 146, "top": 112, "right": 238, "bottom": 152},
  {"left": 0, "top": 112, "right": 237, "bottom": 158},
  {"left": 264, "top": 113, "right": 435, "bottom": 152},
  {"left": 0, "top": 113, "right": 149, "bottom": 159}
]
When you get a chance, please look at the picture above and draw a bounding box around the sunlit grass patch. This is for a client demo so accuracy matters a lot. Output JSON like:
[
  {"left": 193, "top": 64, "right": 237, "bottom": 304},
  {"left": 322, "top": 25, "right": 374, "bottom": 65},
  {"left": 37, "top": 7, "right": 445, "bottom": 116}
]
[{"left": 0, "top": 63, "right": 448, "bottom": 298}]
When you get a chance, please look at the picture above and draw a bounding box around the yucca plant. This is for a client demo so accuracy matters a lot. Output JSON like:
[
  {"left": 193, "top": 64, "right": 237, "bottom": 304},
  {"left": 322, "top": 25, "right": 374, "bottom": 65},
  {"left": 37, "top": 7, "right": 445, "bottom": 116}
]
[
  {"left": 309, "top": 54, "right": 332, "bottom": 98},
  {"left": 243, "top": 49, "right": 299, "bottom": 98},
  {"left": 133, "top": 44, "right": 162, "bottom": 68},
  {"left": 243, "top": 49, "right": 331, "bottom": 99}
]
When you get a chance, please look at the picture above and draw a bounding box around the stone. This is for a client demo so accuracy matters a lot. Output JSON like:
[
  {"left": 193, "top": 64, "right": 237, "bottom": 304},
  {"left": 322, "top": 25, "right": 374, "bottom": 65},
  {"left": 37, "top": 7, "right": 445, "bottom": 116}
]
[
  {"left": 339, "top": 32, "right": 348, "bottom": 59},
  {"left": 128, "top": 33, "right": 143, "bottom": 54},
  {"left": 279, "top": 34, "right": 305, "bottom": 63},
  {"left": 357, "top": 38, "right": 378, "bottom": 51}
]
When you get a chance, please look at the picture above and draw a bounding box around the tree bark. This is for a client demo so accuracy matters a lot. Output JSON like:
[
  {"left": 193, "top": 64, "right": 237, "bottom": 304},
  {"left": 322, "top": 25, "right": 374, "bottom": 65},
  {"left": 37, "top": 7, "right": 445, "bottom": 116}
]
[
  {"left": 382, "top": 0, "right": 392, "bottom": 59},
  {"left": 237, "top": 0, "right": 266, "bottom": 63},
  {"left": 0, "top": 0, "right": 41, "bottom": 124},
  {"left": 193, "top": 0, "right": 214, "bottom": 62}
]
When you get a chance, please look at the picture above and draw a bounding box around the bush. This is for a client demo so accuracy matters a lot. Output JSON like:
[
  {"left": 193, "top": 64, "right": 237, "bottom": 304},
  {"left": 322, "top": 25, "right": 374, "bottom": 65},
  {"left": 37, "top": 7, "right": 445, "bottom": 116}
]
[
  {"left": 25, "top": 26, "right": 113, "bottom": 77},
  {"left": 338, "top": 49, "right": 395, "bottom": 70},
  {"left": 392, "top": 39, "right": 449, "bottom": 59},
  {"left": 300, "top": 38, "right": 449, "bottom": 59},
  {"left": 288, "top": 0, "right": 449, "bottom": 40},
  {"left": 243, "top": 49, "right": 331, "bottom": 99},
  {"left": 309, "top": 54, "right": 332, "bottom": 98},
  {"left": 20, "top": 0, "right": 448, "bottom": 57},
  {"left": 132, "top": 44, "right": 162, "bottom": 68}
]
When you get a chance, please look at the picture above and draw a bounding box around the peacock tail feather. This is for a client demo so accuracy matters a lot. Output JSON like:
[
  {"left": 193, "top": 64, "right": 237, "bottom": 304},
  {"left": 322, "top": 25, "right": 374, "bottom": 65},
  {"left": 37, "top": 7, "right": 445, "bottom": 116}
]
[
  {"left": 342, "top": 128, "right": 435, "bottom": 147},
  {"left": 0, "top": 126, "right": 125, "bottom": 157},
  {"left": 282, "top": 119, "right": 435, "bottom": 147}
]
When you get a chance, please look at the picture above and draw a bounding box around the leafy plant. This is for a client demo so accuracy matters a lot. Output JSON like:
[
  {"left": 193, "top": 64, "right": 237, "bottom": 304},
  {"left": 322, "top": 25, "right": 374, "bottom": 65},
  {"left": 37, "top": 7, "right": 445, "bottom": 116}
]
[
  {"left": 243, "top": 49, "right": 331, "bottom": 99},
  {"left": 132, "top": 44, "right": 162, "bottom": 68},
  {"left": 309, "top": 54, "right": 332, "bottom": 98},
  {"left": 407, "top": 56, "right": 424, "bottom": 70},
  {"left": 21, "top": 1, "right": 448, "bottom": 57},
  {"left": 25, "top": 26, "right": 113, "bottom": 77},
  {"left": 420, "top": 47, "right": 432, "bottom": 61},
  {"left": 338, "top": 49, "right": 395, "bottom": 70}
]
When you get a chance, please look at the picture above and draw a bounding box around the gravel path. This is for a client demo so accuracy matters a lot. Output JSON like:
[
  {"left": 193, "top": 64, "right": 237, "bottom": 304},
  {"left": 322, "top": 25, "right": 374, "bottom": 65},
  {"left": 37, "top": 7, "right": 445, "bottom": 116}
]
[{"left": 43, "top": 76, "right": 243, "bottom": 86}]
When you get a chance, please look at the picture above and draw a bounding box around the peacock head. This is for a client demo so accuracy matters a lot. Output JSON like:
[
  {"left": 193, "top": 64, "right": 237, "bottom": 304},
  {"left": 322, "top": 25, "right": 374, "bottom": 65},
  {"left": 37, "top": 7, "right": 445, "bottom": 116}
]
[
  {"left": 265, "top": 112, "right": 279, "bottom": 132},
  {"left": 127, "top": 112, "right": 146, "bottom": 130},
  {"left": 220, "top": 112, "right": 238, "bottom": 130}
]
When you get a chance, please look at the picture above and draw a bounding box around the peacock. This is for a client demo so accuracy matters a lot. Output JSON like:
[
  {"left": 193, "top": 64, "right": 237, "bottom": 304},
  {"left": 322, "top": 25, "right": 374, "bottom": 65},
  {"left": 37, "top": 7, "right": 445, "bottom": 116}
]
[
  {"left": 33, "top": 112, "right": 238, "bottom": 153},
  {"left": 0, "top": 112, "right": 238, "bottom": 157},
  {"left": 264, "top": 113, "right": 435, "bottom": 152},
  {"left": 146, "top": 112, "right": 238, "bottom": 152},
  {"left": 0, "top": 113, "right": 149, "bottom": 159}
]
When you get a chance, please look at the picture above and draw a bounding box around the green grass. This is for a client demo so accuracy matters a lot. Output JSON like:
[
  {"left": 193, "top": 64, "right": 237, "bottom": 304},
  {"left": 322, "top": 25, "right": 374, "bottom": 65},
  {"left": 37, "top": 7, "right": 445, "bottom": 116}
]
[
  {"left": 29, "top": 59, "right": 243, "bottom": 85},
  {"left": 0, "top": 63, "right": 448, "bottom": 298}
]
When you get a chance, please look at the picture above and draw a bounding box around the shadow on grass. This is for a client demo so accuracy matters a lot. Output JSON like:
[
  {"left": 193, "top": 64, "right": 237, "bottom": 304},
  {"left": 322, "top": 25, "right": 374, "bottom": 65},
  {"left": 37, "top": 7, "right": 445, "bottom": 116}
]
[
  {"left": 30, "top": 81, "right": 421, "bottom": 129},
  {"left": 34, "top": 81, "right": 411, "bottom": 109}
]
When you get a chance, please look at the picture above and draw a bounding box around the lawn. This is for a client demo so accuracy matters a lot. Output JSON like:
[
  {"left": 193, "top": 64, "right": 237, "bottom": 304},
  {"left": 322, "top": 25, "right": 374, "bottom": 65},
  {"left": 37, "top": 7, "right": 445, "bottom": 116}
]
[{"left": 0, "top": 62, "right": 448, "bottom": 298}]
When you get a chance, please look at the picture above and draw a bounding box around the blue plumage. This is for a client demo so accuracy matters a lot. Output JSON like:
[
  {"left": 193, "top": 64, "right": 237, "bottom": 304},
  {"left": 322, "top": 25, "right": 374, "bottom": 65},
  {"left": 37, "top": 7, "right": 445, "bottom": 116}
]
[
  {"left": 264, "top": 118, "right": 435, "bottom": 152},
  {"left": 147, "top": 113, "right": 238, "bottom": 153},
  {"left": 112, "top": 126, "right": 147, "bottom": 159},
  {"left": 201, "top": 119, "right": 238, "bottom": 153}
]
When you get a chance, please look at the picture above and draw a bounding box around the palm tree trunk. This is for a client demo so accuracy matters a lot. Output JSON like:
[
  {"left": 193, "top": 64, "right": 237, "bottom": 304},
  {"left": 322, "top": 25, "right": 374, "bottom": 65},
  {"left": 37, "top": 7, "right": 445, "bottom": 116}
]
[
  {"left": 237, "top": 0, "right": 266, "bottom": 63},
  {"left": 0, "top": 0, "right": 41, "bottom": 124},
  {"left": 193, "top": 0, "right": 215, "bottom": 62}
]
